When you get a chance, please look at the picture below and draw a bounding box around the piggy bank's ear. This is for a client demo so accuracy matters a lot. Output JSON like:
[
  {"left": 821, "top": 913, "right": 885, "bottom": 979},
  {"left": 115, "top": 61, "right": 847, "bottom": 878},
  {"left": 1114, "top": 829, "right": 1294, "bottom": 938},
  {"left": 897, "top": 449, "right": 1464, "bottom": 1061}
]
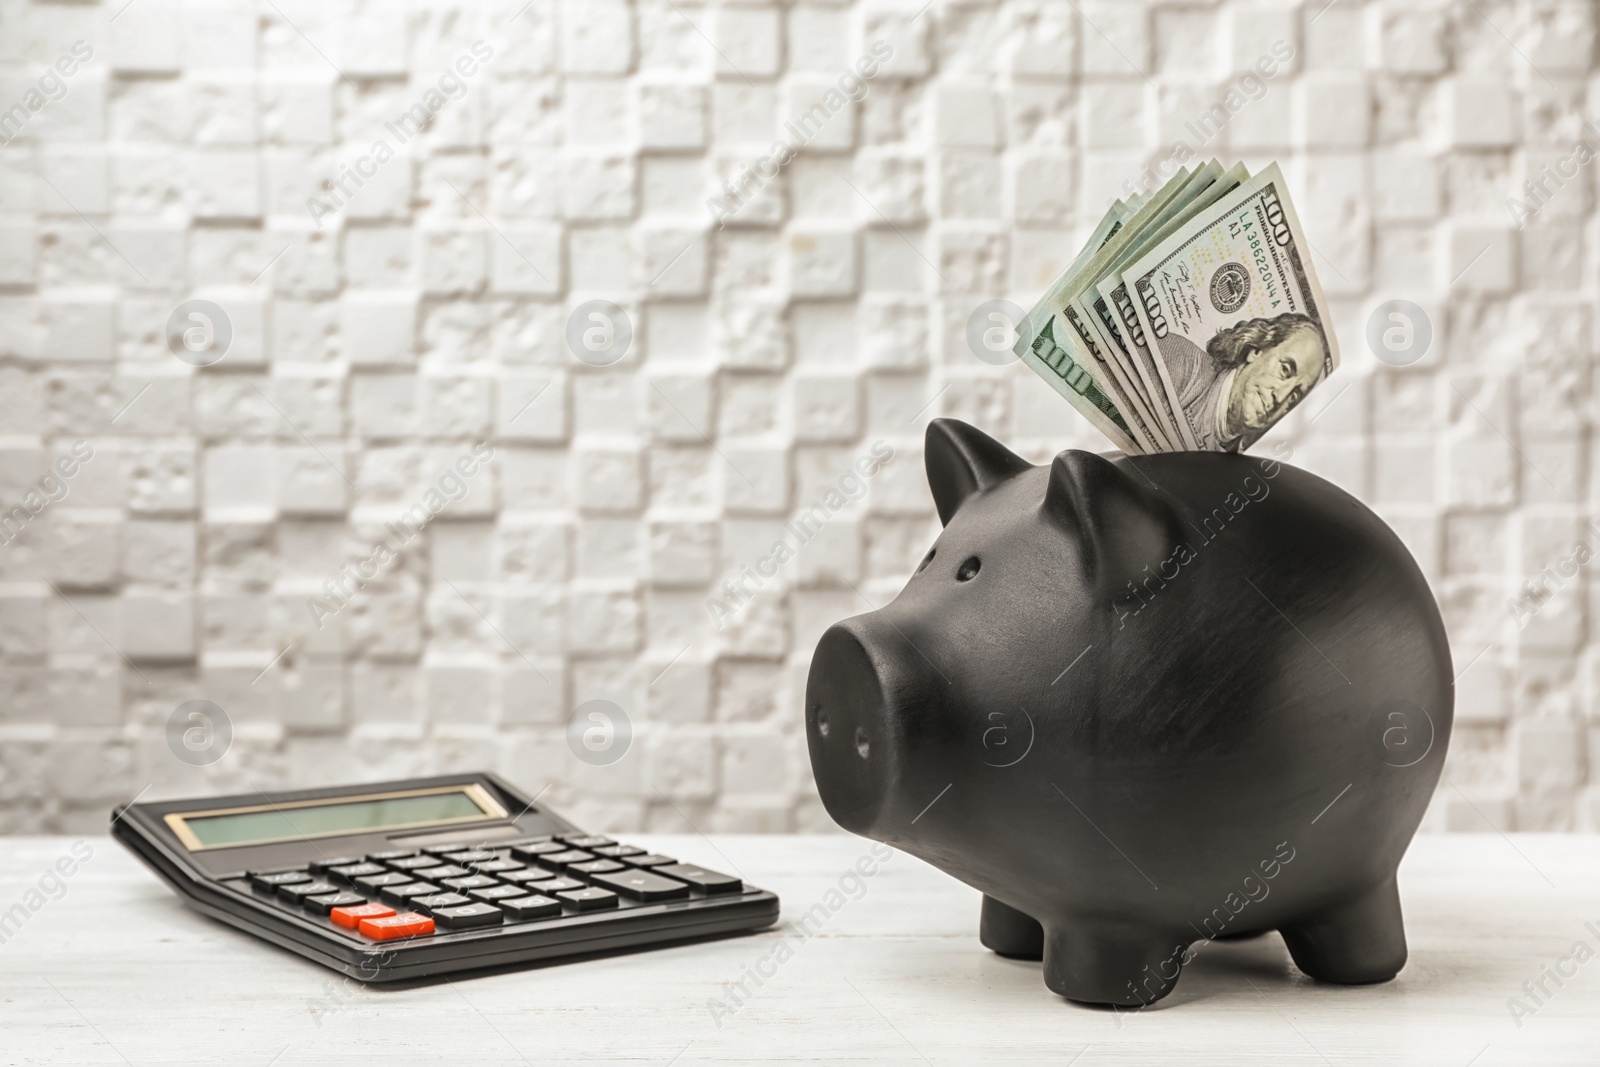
[
  {"left": 925, "top": 419, "right": 1032, "bottom": 525},
  {"left": 1044, "top": 451, "right": 1185, "bottom": 585}
]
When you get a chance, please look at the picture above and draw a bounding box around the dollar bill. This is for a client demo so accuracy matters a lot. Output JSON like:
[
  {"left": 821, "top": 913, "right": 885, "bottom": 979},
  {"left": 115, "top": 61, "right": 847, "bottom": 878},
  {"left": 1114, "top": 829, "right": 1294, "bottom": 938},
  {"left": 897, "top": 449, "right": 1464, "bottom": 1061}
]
[
  {"left": 1058, "top": 301, "right": 1172, "bottom": 451},
  {"left": 1074, "top": 163, "right": 1227, "bottom": 443},
  {"left": 1014, "top": 160, "right": 1336, "bottom": 454},
  {"left": 1121, "top": 162, "right": 1339, "bottom": 452},
  {"left": 1089, "top": 162, "right": 1249, "bottom": 448},
  {"left": 1012, "top": 195, "right": 1151, "bottom": 454},
  {"left": 1020, "top": 169, "right": 1202, "bottom": 453},
  {"left": 1017, "top": 314, "right": 1142, "bottom": 455}
]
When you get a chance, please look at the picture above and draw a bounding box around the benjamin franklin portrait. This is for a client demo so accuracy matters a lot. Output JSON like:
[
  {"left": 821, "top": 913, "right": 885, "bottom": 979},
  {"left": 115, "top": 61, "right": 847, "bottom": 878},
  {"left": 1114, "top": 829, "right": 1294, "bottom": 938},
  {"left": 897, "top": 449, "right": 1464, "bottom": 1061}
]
[{"left": 1163, "top": 312, "right": 1328, "bottom": 452}]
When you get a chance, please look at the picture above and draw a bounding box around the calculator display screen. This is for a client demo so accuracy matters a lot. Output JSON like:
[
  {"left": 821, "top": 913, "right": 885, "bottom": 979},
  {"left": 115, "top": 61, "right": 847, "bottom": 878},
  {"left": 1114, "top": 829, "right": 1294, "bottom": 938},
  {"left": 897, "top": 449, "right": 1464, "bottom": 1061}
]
[{"left": 166, "top": 785, "right": 508, "bottom": 851}]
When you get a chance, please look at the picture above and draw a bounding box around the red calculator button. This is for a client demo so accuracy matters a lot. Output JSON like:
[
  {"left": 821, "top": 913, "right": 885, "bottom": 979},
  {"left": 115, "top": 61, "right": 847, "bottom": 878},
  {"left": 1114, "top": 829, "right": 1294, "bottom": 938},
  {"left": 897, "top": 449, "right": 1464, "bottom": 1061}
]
[
  {"left": 330, "top": 902, "right": 394, "bottom": 929},
  {"left": 359, "top": 912, "right": 434, "bottom": 940}
]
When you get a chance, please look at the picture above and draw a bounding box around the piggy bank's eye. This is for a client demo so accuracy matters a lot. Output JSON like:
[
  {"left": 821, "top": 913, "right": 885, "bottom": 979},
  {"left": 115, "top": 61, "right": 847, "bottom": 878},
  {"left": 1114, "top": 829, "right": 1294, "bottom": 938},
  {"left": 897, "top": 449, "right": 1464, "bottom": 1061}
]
[
  {"left": 916, "top": 548, "right": 936, "bottom": 573},
  {"left": 957, "top": 556, "right": 981, "bottom": 582}
]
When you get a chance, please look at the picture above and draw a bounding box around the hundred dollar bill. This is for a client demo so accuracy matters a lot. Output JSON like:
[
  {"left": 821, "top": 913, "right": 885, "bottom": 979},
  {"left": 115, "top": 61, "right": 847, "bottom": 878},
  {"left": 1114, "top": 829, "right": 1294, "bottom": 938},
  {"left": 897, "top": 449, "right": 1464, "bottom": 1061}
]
[
  {"left": 1059, "top": 299, "right": 1171, "bottom": 451},
  {"left": 1122, "top": 162, "right": 1338, "bottom": 453},
  {"left": 1066, "top": 198, "right": 1132, "bottom": 280},
  {"left": 1010, "top": 196, "right": 1147, "bottom": 454},
  {"left": 1023, "top": 169, "right": 1203, "bottom": 452},
  {"left": 1089, "top": 162, "right": 1250, "bottom": 448},
  {"left": 1075, "top": 163, "right": 1226, "bottom": 442},
  {"left": 1017, "top": 314, "right": 1142, "bottom": 454}
]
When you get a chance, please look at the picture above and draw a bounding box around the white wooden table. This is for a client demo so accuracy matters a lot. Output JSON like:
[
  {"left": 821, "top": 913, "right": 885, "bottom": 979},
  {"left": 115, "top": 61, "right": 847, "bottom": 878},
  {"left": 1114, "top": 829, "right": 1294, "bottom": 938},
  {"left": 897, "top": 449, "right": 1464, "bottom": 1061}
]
[{"left": 1, "top": 833, "right": 1595, "bottom": 1065}]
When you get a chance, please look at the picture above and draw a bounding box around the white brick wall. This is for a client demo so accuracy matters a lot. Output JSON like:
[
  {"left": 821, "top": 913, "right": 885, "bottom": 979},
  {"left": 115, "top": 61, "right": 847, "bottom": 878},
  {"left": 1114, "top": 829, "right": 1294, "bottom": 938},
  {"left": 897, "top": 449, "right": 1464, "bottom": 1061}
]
[{"left": 1, "top": 0, "right": 1597, "bottom": 834}]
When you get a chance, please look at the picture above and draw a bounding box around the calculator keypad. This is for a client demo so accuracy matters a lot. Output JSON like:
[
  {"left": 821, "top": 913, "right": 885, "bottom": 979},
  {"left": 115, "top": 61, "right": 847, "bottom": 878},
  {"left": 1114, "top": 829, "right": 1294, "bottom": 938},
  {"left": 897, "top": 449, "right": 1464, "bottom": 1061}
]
[{"left": 244, "top": 834, "right": 745, "bottom": 942}]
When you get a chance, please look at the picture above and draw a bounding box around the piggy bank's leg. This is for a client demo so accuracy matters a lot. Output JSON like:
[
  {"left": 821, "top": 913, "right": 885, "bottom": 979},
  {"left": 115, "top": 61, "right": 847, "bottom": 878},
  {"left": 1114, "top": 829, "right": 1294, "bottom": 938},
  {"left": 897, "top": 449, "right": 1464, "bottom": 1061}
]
[
  {"left": 1279, "top": 874, "right": 1407, "bottom": 984},
  {"left": 1041, "top": 923, "right": 1183, "bottom": 1006},
  {"left": 979, "top": 895, "right": 1044, "bottom": 960}
]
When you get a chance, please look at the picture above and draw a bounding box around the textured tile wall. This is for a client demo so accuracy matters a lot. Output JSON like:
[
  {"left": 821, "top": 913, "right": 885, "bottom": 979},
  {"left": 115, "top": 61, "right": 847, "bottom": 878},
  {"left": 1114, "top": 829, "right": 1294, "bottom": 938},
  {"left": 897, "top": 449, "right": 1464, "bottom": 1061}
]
[{"left": 0, "top": 0, "right": 1596, "bottom": 833}]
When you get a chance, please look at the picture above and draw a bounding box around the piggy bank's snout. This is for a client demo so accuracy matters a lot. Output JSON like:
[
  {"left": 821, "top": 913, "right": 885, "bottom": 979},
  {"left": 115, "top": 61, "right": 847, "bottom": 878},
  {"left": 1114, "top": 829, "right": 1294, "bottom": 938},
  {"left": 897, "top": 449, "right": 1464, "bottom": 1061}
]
[{"left": 805, "top": 620, "right": 907, "bottom": 836}]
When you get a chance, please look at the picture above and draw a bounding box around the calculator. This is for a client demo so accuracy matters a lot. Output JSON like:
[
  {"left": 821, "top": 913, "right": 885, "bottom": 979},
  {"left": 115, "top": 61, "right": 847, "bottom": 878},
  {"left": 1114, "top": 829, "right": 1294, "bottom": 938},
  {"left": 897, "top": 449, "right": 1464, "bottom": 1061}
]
[{"left": 111, "top": 773, "right": 779, "bottom": 982}]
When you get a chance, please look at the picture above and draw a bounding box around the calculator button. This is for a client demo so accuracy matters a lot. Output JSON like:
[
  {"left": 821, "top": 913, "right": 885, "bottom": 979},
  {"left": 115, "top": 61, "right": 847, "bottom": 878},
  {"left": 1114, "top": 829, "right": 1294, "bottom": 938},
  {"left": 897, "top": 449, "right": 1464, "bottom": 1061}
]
[
  {"left": 277, "top": 880, "right": 340, "bottom": 905},
  {"left": 536, "top": 849, "right": 595, "bottom": 870},
  {"left": 359, "top": 912, "right": 434, "bottom": 940},
  {"left": 498, "top": 868, "right": 556, "bottom": 885},
  {"left": 503, "top": 836, "right": 554, "bottom": 849},
  {"left": 624, "top": 854, "right": 677, "bottom": 868},
  {"left": 499, "top": 895, "right": 561, "bottom": 920},
  {"left": 509, "top": 841, "right": 567, "bottom": 861},
  {"left": 304, "top": 892, "right": 365, "bottom": 915},
  {"left": 591, "top": 845, "right": 645, "bottom": 858},
  {"left": 589, "top": 870, "right": 692, "bottom": 902},
  {"left": 249, "top": 869, "right": 313, "bottom": 891},
  {"left": 448, "top": 850, "right": 499, "bottom": 865},
  {"left": 655, "top": 863, "right": 742, "bottom": 894},
  {"left": 569, "top": 859, "right": 626, "bottom": 875},
  {"left": 556, "top": 887, "right": 619, "bottom": 911},
  {"left": 558, "top": 835, "right": 615, "bottom": 849},
  {"left": 328, "top": 862, "right": 388, "bottom": 882},
  {"left": 441, "top": 874, "right": 500, "bottom": 891},
  {"left": 386, "top": 855, "right": 444, "bottom": 871},
  {"left": 354, "top": 872, "right": 416, "bottom": 892},
  {"left": 308, "top": 856, "right": 362, "bottom": 874},
  {"left": 412, "top": 893, "right": 473, "bottom": 915},
  {"left": 380, "top": 882, "right": 442, "bottom": 906},
  {"left": 423, "top": 844, "right": 474, "bottom": 857},
  {"left": 526, "top": 877, "right": 584, "bottom": 894},
  {"left": 330, "top": 902, "right": 395, "bottom": 929},
  {"left": 469, "top": 859, "right": 526, "bottom": 874},
  {"left": 426, "top": 864, "right": 470, "bottom": 880},
  {"left": 433, "top": 903, "right": 505, "bottom": 929},
  {"left": 468, "top": 884, "right": 528, "bottom": 903},
  {"left": 365, "top": 849, "right": 417, "bottom": 861}
]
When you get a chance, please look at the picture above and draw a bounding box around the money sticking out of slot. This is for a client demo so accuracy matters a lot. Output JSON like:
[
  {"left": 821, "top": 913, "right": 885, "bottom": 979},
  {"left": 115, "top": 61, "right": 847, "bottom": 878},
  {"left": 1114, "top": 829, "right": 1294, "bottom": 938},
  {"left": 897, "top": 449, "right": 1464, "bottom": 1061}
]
[{"left": 1015, "top": 161, "right": 1339, "bottom": 454}]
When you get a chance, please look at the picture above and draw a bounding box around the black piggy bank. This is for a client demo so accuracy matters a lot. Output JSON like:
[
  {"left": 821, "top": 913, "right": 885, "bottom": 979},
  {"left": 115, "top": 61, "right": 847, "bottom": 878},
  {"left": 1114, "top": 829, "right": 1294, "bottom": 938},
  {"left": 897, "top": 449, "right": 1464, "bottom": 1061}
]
[{"left": 805, "top": 419, "right": 1452, "bottom": 1007}]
